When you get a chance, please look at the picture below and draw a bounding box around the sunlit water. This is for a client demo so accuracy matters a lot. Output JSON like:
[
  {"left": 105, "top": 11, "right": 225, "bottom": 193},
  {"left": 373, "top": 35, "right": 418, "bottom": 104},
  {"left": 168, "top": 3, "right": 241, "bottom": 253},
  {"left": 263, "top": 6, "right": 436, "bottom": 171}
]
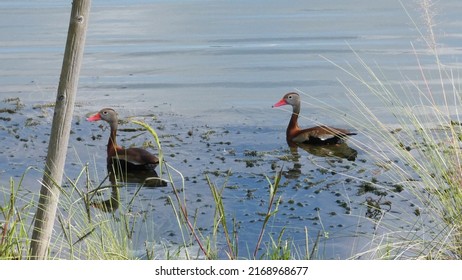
[{"left": 1, "top": 0, "right": 461, "bottom": 259}]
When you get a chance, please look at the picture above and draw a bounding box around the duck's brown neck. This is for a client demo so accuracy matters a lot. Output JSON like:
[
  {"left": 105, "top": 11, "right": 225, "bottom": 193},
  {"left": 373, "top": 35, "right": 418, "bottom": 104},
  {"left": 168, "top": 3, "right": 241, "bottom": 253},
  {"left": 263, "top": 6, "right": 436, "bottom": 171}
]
[
  {"left": 107, "top": 122, "right": 119, "bottom": 156},
  {"left": 286, "top": 103, "right": 301, "bottom": 145}
]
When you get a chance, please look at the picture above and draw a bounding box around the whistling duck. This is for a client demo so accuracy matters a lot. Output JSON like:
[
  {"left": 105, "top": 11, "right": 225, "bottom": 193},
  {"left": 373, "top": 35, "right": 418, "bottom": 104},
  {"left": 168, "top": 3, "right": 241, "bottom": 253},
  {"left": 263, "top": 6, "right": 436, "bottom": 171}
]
[
  {"left": 87, "top": 108, "right": 159, "bottom": 170},
  {"left": 273, "top": 92, "right": 356, "bottom": 147}
]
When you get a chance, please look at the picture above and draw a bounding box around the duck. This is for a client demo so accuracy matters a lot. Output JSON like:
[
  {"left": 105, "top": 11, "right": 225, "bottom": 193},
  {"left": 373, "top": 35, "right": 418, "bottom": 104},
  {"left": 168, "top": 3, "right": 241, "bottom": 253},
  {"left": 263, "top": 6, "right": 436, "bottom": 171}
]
[
  {"left": 87, "top": 108, "right": 159, "bottom": 171},
  {"left": 273, "top": 92, "right": 356, "bottom": 147}
]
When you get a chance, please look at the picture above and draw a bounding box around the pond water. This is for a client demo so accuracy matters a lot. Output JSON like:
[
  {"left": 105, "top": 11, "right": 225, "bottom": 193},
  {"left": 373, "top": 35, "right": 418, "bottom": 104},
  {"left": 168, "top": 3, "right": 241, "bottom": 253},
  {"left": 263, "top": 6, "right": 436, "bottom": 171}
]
[{"left": 1, "top": 0, "right": 461, "bottom": 259}]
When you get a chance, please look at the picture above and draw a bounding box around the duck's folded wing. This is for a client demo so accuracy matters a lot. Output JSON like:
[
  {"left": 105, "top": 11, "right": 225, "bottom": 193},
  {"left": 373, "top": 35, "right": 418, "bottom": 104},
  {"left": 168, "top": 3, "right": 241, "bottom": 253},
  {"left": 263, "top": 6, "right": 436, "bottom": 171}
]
[{"left": 112, "top": 148, "right": 159, "bottom": 165}]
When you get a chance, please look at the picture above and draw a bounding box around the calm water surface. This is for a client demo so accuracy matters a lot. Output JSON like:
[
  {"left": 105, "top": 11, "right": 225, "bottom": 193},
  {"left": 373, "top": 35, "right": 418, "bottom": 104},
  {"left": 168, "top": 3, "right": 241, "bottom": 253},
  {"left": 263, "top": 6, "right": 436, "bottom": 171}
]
[{"left": 1, "top": 0, "right": 461, "bottom": 259}]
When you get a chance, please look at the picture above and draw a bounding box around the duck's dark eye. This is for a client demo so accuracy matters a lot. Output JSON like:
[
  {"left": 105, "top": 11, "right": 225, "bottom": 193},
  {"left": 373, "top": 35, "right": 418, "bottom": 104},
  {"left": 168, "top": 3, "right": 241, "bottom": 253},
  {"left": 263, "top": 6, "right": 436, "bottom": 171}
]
[{"left": 102, "top": 111, "right": 108, "bottom": 115}]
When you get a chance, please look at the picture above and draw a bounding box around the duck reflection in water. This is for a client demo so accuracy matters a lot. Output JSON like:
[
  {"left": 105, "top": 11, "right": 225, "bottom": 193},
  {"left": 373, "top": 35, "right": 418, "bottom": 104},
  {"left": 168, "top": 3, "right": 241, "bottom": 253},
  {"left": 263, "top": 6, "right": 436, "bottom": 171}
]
[
  {"left": 294, "top": 142, "right": 358, "bottom": 162},
  {"left": 107, "top": 158, "right": 167, "bottom": 188},
  {"left": 90, "top": 161, "right": 167, "bottom": 213},
  {"left": 89, "top": 185, "right": 120, "bottom": 213},
  {"left": 283, "top": 142, "right": 358, "bottom": 180}
]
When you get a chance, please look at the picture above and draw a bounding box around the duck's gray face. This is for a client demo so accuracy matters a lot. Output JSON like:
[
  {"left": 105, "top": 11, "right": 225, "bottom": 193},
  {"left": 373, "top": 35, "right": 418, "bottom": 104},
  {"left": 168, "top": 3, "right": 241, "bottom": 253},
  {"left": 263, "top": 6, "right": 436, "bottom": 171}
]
[
  {"left": 273, "top": 92, "right": 300, "bottom": 108},
  {"left": 98, "top": 108, "right": 117, "bottom": 123},
  {"left": 87, "top": 108, "right": 118, "bottom": 124},
  {"left": 283, "top": 92, "right": 300, "bottom": 107}
]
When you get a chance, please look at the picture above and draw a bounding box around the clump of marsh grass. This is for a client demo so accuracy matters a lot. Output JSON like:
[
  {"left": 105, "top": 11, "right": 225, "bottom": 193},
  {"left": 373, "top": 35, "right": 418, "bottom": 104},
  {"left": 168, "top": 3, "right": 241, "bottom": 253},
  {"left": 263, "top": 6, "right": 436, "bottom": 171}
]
[
  {"left": 43, "top": 164, "right": 139, "bottom": 259},
  {"left": 0, "top": 165, "right": 137, "bottom": 259},
  {"left": 338, "top": 60, "right": 462, "bottom": 259},
  {"left": 300, "top": 0, "right": 462, "bottom": 259},
  {"left": 0, "top": 168, "right": 36, "bottom": 259},
  {"left": 1, "top": 151, "right": 172, "bottom": 259},
  {"left": 261, "top": 226, "right": 319, "bottom": 260}
]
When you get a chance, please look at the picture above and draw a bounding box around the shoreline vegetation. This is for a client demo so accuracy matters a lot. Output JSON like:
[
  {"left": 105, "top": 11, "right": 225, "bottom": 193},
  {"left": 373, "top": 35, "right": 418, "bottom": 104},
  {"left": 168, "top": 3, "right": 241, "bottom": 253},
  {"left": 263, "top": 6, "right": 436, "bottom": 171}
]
[{"left": 2, "top": 0, "right": 462, "bottom": 259}]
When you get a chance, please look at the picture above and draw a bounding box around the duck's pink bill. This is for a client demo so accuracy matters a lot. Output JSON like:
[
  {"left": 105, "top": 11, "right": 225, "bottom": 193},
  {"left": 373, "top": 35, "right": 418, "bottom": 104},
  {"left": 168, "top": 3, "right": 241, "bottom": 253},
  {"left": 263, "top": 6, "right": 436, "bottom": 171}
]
[
  {"left": 87, "top": 113, "right": 101, "bottom": 122},
  {"left": 273, "top": 99, "right": 287, "bottom": 108}
]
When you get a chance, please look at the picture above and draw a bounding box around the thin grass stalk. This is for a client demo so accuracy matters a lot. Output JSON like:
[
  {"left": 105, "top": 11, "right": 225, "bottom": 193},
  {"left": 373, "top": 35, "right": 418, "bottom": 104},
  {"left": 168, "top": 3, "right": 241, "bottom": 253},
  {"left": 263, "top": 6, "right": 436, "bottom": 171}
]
[
  {"left": 131, "top": 120, "right": 214, "bottom": 259},
  {"left": 253, "top": 168, "right": 283, "bottom": 259},
  {"left": 166, "top": 196, "right": 192, "bottom": 259},
  {"left": 304, "top": 226, "right": 310, "bottom": 259},
  {"left": 131, "top": 120, "right": 163, "bottom": 175},
  {"left": 206, "top": 175, "right": 236, "bottom": 259},
  {"left": 0, "top": 178, "right": 16, "bottom": 247},
  {"left": 164, "top": 162, "right": 209, "bottom": 259}
]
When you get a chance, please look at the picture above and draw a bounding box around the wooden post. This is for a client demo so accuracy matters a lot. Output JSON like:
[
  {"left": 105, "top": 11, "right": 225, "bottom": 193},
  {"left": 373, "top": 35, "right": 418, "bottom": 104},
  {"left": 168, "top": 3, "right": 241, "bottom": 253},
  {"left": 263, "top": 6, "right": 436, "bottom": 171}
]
[{"left": 29, "top": 0, "right": 92, "bottom": 259}]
